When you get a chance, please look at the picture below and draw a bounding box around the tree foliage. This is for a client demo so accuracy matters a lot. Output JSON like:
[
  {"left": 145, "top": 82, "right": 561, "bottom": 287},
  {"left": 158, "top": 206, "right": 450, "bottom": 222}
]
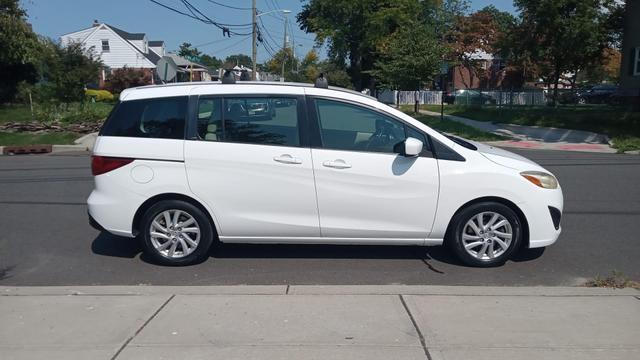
[
  {"left": 177, "top": 42, "right": 201, "bottom": 59},
  {"left": 199, "top": 54, "right": 223, "bottom": 70},
  {"left": 34, "top": 40, "right": 102, "bottom": 103},
  {"left": 298, "top": 0, "right": 470, "bottom": 90},
  {"left": 224, "top": 54, "right": 252, "bottom": 68},
  {"left": 0, "top": 0, "right": 40, "bottom": 102},
  {"left": 371, "top": 24, "right": 444, "bottom": 91},
  {"left": 509, "top": 0, "right": 615, "bottom": 102}
]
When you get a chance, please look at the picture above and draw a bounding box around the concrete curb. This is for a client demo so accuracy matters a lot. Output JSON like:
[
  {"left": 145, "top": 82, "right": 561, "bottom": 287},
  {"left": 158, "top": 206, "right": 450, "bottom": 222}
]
[{"left": 1, "top": 285, "right": 637, "bottom": 296}]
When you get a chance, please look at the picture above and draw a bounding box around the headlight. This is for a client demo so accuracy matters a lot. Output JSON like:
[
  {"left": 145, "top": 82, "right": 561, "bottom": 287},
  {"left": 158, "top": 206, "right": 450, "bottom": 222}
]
[{"left": 520, "top": 171, "right": 558, "bottom": 189}]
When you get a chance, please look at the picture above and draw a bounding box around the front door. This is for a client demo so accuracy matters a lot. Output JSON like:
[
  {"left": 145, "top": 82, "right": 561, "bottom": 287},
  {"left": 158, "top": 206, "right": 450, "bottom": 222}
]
[
  {"left": 309, "top": 98, "right": 440, "bottom": 241},
  {"left": 184, "top": 95, "right": 320, "bottom": 240}
]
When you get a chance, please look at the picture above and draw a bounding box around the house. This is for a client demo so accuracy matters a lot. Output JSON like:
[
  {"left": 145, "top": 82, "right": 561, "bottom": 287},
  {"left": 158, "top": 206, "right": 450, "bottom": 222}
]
[
  {"left": 444, "top": 50, "right": 520, "bottom": 91},
  {"left": 619, "top": 0, "right": 640, "bottom": 107},
  {"left": 165, "top": 53, "right": 212, "bottom": 82},
  {"left": 60, "top": 21, "right": 162, "bottom": 87}
]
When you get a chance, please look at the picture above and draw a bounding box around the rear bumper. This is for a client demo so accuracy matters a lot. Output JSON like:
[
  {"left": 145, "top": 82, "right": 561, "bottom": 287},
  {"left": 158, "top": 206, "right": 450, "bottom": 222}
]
[{"left": 88, "top": 212, "right": 106, "bottom": 232}]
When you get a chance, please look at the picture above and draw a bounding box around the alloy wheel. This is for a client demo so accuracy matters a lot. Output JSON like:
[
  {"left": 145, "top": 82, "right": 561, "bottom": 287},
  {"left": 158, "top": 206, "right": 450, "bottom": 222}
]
[
  {"left": 149, "top": 209, "right": 201, "bottom": 259},
  {"left": 462, "top": 211, "right": 513, "bottom": 261}
]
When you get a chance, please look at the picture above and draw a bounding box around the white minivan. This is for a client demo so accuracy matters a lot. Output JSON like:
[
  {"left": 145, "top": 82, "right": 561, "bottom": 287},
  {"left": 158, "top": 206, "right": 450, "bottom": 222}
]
[{"left": 88, "top": 78, "right": 563, "bottom": 267}]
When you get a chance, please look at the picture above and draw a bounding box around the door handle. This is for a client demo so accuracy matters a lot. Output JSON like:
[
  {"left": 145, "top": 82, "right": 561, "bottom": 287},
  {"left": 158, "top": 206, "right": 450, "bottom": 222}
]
[
  {"left": 323, "top": 159, "right": 351, "bottom": 169},
  {"left": 273, "top": 154, "right": 302, "bottom": 164}
]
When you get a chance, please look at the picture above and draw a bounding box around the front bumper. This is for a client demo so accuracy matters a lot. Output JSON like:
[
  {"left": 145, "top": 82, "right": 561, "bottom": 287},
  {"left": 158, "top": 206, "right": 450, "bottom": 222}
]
[{"left": 520, "top": 187, "right": 564, "bottom": 248}]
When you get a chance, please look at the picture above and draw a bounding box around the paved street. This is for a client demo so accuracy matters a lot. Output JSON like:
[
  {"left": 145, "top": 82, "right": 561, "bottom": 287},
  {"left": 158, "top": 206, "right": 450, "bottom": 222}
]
[{"left": 0, "top": 149, "right": 638, "bottom": 286}]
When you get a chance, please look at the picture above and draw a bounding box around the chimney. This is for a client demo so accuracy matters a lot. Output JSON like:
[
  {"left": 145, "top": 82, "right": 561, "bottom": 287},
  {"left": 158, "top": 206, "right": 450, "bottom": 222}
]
[{"left": 92, "top": 20, "right": 100, "bottom": 27}]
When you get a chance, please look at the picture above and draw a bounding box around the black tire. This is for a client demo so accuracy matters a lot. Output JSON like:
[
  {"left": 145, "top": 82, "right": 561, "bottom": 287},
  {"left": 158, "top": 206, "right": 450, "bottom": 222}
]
[
  {"left": 447, "top": 202, "right": 523, "bottom": 267},
  {"left": 140, "top": 200, "right": 214, "bottom": 266}
]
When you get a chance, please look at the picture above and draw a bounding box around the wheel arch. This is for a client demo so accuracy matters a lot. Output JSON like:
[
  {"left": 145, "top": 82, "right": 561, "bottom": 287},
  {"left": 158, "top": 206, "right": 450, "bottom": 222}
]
[
  {"left": 132, "top": 193, "right": 219, "bottom": 238},
  {"left": 444, "top": 196, "right": 530, "bottom": 249}
]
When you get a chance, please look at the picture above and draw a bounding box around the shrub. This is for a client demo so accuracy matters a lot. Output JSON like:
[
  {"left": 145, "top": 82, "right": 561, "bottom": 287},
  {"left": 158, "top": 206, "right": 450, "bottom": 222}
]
[
  {"left": 105, "top": 67, "right": 151, "bottom": 93},
  {"left": 85, "top": 89, "right": 114, "bottom": 102}
]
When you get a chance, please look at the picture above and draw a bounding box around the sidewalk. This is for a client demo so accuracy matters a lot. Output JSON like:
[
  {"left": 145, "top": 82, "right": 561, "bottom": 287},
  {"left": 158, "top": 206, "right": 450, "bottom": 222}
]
[
  {"left": 1, "top": 285, "right": 638, "bottom": 360},
  {"left": 420, "top": 110, "right": 617, "bottom": 153}
]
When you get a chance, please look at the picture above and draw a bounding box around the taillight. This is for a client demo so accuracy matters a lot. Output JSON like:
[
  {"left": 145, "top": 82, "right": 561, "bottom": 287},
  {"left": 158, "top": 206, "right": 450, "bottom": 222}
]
[{"left": 91, "top": 156, "right": 134, "bottom": 176}]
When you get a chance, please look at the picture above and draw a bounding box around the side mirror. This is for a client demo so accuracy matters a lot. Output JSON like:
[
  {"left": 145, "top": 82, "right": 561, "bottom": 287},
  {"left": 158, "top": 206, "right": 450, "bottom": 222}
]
[{"left": 403, "top": 137, "right": 423, "bottom": 157}]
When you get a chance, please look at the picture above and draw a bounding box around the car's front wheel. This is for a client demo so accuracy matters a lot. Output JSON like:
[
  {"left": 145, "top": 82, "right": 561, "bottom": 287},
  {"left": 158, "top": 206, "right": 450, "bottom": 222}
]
[
  {"left": 448, "top": 202, "right": 523, "bottom": 267},
  {"left": 140, "top": 200, "right": 214, "bottom": 266}
]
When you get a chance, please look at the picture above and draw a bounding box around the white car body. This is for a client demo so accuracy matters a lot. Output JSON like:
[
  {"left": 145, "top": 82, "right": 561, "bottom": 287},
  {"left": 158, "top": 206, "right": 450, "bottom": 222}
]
[{"left": 88, "top": 82, "right": 562, "bottom": 256}]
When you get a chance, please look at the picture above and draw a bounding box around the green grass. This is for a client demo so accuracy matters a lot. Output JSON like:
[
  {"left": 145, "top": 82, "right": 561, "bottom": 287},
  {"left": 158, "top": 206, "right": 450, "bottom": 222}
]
[
  {"left": 421, "top": 104, "right": 640, "bottom": 152},
  {"left": 0, "top": 104, "right": 35, "bottom": 123},
  {"left": 401, "top": 108, "right": 506, "bottom": 141},
  {"left": 0, "top": 132, "right": 80, "bottom": 146},
  {"left": 0, "top": 102, "right": 114, "bottom": 124}
]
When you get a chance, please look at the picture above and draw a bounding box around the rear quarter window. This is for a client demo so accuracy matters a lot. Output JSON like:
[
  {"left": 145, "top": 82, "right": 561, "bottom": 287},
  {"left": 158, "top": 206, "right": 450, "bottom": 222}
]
[{"left": 100, "top": 96, "right": 187, "bottom": 139}]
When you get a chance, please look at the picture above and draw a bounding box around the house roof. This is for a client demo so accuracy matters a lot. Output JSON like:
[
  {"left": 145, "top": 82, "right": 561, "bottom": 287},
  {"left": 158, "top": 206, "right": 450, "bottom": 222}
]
[
  {"left": 148, "top": 40, "right": 164, "bottom": 47},
  {"left": 103, "top": 24, "right": 161, "bottom": 66},
  {"left": 107, "top": 24, "right": 145, "bottom": 40},
  {"left": 166, "top": 53, "right": 207, "bottom": 69}
]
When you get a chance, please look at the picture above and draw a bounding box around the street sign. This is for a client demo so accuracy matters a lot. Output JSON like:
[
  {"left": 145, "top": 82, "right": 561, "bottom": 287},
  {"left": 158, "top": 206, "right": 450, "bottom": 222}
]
[{"left": 156, "top": 56, "right": 178, "bottom": 82}]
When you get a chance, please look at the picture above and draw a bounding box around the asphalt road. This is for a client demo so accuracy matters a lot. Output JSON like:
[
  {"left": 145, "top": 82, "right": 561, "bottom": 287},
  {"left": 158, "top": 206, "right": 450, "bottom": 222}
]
[{"left": 0, "top": 149, "right": 638, "bottom": 286}]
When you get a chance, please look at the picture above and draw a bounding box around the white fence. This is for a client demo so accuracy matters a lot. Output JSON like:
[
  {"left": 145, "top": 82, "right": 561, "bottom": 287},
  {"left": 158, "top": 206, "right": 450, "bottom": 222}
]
[
  {"left": 378, "top": 89, "right": 548, "bottom": 106},
  {"left": 378, "top": 90, "right": 443, "bottom": 105}
]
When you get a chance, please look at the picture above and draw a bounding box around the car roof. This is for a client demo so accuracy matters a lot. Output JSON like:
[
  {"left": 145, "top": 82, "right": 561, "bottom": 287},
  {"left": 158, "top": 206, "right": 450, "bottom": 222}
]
[{"left": 119, "top": 81, "right": 377, "bottom": 102}]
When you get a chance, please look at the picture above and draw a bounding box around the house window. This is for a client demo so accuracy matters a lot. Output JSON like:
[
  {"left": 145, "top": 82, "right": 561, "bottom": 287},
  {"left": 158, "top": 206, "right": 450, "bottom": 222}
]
[
  {"left": 635, "top": 47, "right": 640, "bottom": 76},
  {"left": 101, "top": 40, "right": 110, "bottom": 52}
]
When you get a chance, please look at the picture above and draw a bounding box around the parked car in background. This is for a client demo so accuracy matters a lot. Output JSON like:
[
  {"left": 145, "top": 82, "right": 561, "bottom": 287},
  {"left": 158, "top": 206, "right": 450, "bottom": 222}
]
[
  {"left": 444, "top": 89, "right": 497, "bottom": 105},
  {"left": 579, "top": 84, "right": 619, "bottom": 104}
]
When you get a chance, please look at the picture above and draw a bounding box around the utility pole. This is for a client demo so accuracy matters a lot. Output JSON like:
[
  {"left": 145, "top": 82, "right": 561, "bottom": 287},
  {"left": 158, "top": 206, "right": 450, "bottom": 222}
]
[
  {"left": 281, "top": 15, "right": 287, "bottom": 82},
  {"left": 251, "top": 0, "right": 257, "bottom": 80}
]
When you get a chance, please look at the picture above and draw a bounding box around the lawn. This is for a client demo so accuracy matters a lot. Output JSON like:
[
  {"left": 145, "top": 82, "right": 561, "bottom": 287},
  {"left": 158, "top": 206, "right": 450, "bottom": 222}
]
[
  {"left": 0, "top": 104, "right": 36, "bottom": 123},
  {"left": 401, "top": 107, "right": 506, "bottom": 141},
  {"left": 421, "top": 104, "right": 640, "bottom": 152},
  {"left": 0, "top": 102, "right": 114, "bottom": 124},
  {"left": 0, "top": 131, "right": 80, "bottom": 146}
]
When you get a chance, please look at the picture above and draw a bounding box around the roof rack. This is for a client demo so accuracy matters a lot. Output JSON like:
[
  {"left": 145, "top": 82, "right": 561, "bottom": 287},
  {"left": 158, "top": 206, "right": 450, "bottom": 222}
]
[{"left": 130, "top": 80, "right": 377, "bottom": 100}]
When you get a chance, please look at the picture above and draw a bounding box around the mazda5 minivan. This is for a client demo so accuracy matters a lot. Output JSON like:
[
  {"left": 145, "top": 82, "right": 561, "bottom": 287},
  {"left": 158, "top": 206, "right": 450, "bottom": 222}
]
[{"left": 88, "top": 79, "right": 563, "bottom": 267}]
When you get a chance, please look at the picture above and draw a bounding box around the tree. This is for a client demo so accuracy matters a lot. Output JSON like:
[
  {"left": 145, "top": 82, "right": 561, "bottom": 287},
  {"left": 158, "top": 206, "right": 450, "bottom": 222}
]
[
  {"left": 264, "top": 47, "right": 299, "bottom": 81},
  {"left": 371, "top": 24, "right": 444, "bottom": 92},
  {"left": 34, "top": 40, "right": 102, "bottom": 103},
  {"left": 199, "top": 54, "right": 223, "bottom": 70},
  {"left": 0, "top": 0, "right": 40, "bottom": 102},
  {"left": 298, "top": 0, "right": 432, "bottom": 91},
  {"left": 224, "top": 54, "right": 252, "bottom": 68},
  {"left": 178, "top": 42, "right": 201, "bottom": 59},
  {"left": 448, "top": 10, "right": 501, "bottom": 88},
  {"left": 512, "top": 0, "right": 613, "bottom": 104},
  {"left": 105, "top": 67, "right": 151, "bottom": 94}
]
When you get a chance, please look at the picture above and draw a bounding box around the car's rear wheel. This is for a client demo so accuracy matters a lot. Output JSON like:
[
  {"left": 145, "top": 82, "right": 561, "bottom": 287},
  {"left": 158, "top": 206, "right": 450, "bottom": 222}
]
[
  {"left": 448, "top": 202, "right": 523, "bottom": 267},
  {"left": 140, "top": 200, "right": 214, "bottom": 266}
]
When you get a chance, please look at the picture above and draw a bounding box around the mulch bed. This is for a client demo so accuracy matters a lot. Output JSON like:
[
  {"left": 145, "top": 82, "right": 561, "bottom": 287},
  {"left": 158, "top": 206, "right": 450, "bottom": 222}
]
[{"left": 0, "top": 121, "right": 103, "bottom": 134}]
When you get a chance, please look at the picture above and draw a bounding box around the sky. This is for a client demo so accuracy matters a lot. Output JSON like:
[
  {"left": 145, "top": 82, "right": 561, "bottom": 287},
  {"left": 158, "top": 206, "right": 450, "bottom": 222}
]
[{"left": 21, "top": 0, "right": 516, "bottom": 63}]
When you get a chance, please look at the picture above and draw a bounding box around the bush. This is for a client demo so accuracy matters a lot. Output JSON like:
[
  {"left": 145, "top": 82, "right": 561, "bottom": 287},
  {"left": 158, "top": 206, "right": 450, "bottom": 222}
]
[
  {"left": 85, "top": 89, "right": 114, "bottom": 102},
  {"left": 105, "top": 67, "right": 151, "bottom": 93}
]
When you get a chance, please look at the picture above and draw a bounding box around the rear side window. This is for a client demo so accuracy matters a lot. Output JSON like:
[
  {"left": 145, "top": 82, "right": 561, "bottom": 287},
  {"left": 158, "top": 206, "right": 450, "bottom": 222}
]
[
  {"left": 196, "top": 96, "right": 300, "bottom": 147},
  {"left": 100, "top": 96, "right": 187, "bottom": 139}
]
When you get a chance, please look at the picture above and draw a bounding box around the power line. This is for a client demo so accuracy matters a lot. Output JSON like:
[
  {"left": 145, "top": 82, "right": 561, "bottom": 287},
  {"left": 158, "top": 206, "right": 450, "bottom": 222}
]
[
  {"left": 149, "top": 0, "right": 251, "bottom": 36},
  {"left": 206, "top": 0, "right": 251, "bottom": 11},
  {"left": 212, "top": 35, "right": 252, "bottom": 53},
  {"left": 194, "top": 36, "right": 236, "bottom": 48}
]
